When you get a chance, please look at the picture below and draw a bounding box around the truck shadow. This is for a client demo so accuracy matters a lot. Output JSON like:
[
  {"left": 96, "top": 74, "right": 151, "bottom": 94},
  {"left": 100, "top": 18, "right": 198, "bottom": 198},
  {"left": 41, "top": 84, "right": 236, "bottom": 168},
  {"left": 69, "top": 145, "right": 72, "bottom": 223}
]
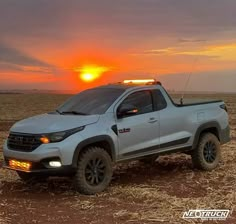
[
  {"left": 112, "top": 154, "right": 193, "bottom": 185},
  {"left": 0, "top": 153, "right": 197, "bottom": 196}
]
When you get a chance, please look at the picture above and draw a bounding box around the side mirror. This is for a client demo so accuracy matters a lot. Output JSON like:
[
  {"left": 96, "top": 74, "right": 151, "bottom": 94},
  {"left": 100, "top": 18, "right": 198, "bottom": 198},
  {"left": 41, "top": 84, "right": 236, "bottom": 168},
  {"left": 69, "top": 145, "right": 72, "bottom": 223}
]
[{"left": 117, "top": 104, "right": 138, "bottom": 118}]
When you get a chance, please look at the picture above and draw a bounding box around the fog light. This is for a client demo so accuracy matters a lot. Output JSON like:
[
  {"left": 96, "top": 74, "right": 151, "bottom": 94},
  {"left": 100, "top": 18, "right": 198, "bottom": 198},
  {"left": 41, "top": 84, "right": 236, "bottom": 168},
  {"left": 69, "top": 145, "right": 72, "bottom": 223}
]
[
  {"left": 49, "top": 161, "right": 62, "bottom": 167},
  {"left": 9, "top": 159, "right": 32, "bottom": 171}
]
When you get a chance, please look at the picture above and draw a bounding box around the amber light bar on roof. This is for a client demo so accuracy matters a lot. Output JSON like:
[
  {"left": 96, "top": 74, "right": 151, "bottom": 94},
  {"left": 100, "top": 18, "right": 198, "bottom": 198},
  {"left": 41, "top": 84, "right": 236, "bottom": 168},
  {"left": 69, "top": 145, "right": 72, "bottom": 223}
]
[{"left": 123, "top": 79, "right": 156, "bottom": 84}]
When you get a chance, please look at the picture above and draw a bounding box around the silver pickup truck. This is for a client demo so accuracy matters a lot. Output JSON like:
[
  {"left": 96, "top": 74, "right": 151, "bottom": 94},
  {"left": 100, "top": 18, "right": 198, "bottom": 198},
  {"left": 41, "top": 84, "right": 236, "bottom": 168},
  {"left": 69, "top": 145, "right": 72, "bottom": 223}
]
[{"left": 3, "top": 79, "right": 230, "bottom": 194}]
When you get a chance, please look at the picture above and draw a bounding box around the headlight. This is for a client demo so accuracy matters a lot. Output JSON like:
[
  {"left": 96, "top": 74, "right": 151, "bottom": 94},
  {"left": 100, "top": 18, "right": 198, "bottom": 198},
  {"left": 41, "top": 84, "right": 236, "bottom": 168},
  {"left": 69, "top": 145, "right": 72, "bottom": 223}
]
[{"left": 40, "top": 126, "right": 85, "bottom": 144}]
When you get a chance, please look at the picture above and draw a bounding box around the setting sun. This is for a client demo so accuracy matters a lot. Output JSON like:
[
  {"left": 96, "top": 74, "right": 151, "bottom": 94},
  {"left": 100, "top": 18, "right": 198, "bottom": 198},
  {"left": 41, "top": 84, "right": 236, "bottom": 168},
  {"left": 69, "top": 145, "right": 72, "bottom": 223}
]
[
  {"left": 74, "top": 65, "right": 110, "bottom": 82},
  {"left": 81, "top": 73, "right": 95, "bottom": 82}
]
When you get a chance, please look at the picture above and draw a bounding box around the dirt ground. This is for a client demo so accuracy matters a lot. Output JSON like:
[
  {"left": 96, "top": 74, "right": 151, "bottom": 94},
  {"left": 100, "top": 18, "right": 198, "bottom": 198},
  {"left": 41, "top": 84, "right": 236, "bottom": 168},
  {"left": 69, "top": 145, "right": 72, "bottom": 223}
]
[{"left": 0, "top": 93, "right": 235, "bottom": 224}]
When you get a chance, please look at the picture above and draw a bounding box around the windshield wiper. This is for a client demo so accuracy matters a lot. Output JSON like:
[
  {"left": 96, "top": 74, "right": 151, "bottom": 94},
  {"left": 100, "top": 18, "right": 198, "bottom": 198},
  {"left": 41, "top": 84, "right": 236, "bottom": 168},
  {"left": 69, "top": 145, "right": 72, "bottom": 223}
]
[
  {"left": 61, "top": 111, "right": 89, "bottom": 115},
  {"left": 56, "top": 109, "right": 62, "bottom": 114}
]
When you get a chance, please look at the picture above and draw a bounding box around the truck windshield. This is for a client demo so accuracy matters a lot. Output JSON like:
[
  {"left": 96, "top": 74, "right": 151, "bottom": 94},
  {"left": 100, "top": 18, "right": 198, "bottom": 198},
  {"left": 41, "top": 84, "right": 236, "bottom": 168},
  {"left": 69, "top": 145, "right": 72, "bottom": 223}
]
[{"left": 57, "top": 88, "right": 124, "bottom": 115}]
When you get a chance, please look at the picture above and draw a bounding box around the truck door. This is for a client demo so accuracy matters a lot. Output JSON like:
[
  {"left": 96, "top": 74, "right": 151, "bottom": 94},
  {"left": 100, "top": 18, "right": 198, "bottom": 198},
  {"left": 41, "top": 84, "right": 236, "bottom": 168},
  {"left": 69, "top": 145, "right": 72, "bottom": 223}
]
[{"left": 115, "top": 90, "right": 160, "bottom": 158}]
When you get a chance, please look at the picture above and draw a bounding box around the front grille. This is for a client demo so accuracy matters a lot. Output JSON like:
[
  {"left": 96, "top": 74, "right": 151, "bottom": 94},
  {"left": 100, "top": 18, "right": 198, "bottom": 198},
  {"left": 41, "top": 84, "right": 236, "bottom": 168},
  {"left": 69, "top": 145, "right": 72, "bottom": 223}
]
[{"left": 7, "top": 132, "right": 42, "bottom": 152}]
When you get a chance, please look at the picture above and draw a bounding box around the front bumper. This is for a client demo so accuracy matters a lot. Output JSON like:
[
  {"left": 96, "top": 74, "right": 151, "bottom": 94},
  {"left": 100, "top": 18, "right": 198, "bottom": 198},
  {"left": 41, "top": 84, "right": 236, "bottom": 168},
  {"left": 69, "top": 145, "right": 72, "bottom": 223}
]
[
  {"left": 3, "top": 133, "right": 83, "bottom": 173},
  {"left": 3, "top": 157, "right": 76, "bottom": 174}
]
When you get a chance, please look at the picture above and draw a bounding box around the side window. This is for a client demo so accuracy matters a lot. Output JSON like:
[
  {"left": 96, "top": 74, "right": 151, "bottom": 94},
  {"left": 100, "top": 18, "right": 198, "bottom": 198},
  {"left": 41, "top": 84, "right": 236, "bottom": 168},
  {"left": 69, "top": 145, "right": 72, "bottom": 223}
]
[
  {"left": 119, "top": 90, "right": 154, "bottom": 115},
  {"left": 155, "top": 89, "right": 167, "bottom": 110}
]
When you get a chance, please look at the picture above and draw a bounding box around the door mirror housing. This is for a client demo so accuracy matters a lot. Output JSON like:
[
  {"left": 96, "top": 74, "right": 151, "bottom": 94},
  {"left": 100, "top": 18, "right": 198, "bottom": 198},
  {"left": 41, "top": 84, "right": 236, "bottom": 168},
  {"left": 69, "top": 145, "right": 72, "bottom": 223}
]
[{"left": 117, "top": 104, "right": 138, "bottom": 118}]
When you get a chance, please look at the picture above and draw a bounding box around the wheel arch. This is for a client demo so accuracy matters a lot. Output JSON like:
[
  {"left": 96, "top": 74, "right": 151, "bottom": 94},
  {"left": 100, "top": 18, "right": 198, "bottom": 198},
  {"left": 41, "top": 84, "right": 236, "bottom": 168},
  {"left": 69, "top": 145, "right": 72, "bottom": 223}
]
[
  {"left": 192, "top": 121, "right": 221, "bottom": 149},
  {"left": 72, "top": 135, "right": 116, "bottom": 167}
]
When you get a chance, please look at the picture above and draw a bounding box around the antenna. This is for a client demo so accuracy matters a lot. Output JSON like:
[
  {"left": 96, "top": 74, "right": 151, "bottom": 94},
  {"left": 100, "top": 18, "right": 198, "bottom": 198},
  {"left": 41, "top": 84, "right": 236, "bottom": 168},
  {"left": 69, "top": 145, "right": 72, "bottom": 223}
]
[
  {"left": 180, "top": 40, "right": 207, "bottom": 105},
  {"left": 180, "top": 56, "right": 199, "bottom": 105}
]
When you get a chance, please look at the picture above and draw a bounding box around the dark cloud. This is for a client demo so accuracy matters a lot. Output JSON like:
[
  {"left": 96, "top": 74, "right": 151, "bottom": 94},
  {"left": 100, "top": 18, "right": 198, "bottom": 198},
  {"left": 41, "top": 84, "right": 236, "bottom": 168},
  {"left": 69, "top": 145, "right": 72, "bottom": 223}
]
[
  {"left": 0, "top": 62, "right": 24, "bottom": 72},
  {"left": 0, "top": 43, "right": 50, "bottom": 67},
  {"left": 0, "top": 42, "right": 54, "bottom": 73},
  {"left": 1, "top": 0, "right": 236, "bottom": 43},
  {"left": 0, "top": 0, "right": 236, "bottom": 91}
]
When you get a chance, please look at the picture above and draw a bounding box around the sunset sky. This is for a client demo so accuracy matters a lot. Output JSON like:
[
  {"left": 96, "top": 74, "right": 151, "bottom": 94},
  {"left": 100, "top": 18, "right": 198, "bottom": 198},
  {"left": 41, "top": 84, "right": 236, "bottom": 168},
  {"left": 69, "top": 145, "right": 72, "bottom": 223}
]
[{"left": 1, "top": 0, "right": 236, "bottom": 92}]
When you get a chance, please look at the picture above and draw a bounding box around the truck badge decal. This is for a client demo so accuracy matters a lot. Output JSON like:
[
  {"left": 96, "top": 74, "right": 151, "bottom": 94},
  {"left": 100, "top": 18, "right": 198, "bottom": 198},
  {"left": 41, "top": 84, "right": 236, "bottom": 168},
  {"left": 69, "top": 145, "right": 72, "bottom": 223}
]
[{"left": 119, "top": 128, "right": 130, "bottom": 134}]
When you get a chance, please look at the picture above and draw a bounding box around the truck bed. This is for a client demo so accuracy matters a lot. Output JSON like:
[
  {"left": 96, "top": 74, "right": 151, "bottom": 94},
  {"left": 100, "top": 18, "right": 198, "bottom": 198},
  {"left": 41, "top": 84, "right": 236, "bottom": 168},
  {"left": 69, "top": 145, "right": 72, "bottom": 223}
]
[{"left": 172, "top": 98, "right": 223, "bottom": 107}]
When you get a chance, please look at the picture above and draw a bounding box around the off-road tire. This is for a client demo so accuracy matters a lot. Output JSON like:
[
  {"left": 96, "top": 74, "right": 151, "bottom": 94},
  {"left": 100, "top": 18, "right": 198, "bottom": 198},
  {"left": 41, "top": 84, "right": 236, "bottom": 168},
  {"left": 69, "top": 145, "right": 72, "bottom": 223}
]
[
  {"left": 192, "top": 133, "right": 221, "bottom": 171},
  {"left": 74, "top": 146, "right": 113, "bottom": 195},
  {"left": 17, "top": 171, "right": 48, "bottom": 183}
]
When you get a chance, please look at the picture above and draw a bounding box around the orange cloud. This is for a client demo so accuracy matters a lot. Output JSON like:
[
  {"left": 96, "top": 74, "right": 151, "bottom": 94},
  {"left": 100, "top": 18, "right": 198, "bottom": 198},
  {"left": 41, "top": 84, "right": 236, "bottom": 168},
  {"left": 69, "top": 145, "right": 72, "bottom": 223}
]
[{"left": 140, "top": 42, "right": 236, "bottom": 61}]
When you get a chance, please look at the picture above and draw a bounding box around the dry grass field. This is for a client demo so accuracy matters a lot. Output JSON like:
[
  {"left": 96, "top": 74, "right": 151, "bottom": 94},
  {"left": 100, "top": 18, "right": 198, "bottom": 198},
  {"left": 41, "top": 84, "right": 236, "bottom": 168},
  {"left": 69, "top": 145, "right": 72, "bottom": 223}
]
[{"left": 0, "top": 93, "right": 235, "bottom": 224}]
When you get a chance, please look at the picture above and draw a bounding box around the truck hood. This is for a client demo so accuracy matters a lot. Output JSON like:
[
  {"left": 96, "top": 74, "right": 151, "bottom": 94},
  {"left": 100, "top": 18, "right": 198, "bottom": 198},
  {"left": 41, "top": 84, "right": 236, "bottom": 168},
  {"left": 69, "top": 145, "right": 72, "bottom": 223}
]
[{"left": 10, "top": 113, "right": 100, "bottom": 134}]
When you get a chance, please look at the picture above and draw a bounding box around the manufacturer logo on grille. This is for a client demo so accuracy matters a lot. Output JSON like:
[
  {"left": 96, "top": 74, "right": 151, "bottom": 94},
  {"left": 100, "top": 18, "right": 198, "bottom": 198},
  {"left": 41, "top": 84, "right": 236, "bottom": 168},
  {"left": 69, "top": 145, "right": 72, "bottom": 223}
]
[{"left": 17, "top": 137, "right": 24, "bottom": 142}]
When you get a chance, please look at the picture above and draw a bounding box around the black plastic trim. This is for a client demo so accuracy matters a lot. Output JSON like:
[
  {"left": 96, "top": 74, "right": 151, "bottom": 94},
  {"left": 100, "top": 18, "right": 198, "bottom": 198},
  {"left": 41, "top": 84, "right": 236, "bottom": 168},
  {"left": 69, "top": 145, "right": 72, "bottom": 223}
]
[
  {"left": 176, "top": 100, "right": 223, "bottom": 107},
  {"left": 161, "top": 87, "right": 223, "bottom": 107},
  {"left": 160, "top": 137, "right": 190, "bottom": 148},
  {"left": 220, "top": 125, "right": 231, "bottom": 144},
  {"left": 122, "top": 145, "right": 160, "bottom": 157},
  {"left": 192, "top": 121, "right": 222, "bottom": 149},
  {"left": 72, "top": 135, "right": 116, "bottom": 167},
  {"left": 121, "top": 137, "right": 190, "bottom": 157},
  {"left": 111, "top": 125, "right": 118, "bottom": 135}
]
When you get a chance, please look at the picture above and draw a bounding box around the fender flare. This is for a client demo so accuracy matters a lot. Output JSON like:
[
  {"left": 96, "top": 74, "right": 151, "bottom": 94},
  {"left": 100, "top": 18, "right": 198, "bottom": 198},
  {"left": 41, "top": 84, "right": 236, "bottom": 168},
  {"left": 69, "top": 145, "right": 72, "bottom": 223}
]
[
  {"left": 72, "top": 135, "right": 116, "bottom": 167},
  {"left": 192, "top": 121, "right": 221, "bottom": 149}
]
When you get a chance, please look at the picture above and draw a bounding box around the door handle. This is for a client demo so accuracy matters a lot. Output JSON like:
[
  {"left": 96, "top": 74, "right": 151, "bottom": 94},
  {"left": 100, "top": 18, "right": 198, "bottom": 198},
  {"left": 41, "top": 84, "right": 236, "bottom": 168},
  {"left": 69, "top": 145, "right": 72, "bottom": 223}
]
[{"left": 148, "top": 117, "right": 158, "bottom": 123}]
